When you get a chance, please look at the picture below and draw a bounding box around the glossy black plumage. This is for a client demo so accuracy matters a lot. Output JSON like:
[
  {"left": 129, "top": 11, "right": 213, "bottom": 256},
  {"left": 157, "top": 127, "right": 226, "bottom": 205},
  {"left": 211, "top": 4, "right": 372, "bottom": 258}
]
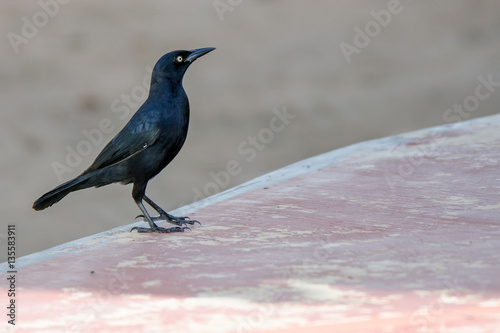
[{"left": 33, "top": 47, "right": 215, "bottom": 233}]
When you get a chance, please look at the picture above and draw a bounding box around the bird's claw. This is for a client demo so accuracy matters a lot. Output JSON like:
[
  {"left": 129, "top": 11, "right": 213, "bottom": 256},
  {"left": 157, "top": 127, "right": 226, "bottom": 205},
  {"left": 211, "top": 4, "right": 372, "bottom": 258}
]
[
  {"left": 135, "top": 213, "right": 201, "bottom": 226},
  {"left": 130, "top": 226, "right": 190, "bottom": 233},
  {"left": 191, "top": 220, "right": 201, "bottom": 226},
  {"left": 169, "top": 215, "right": 201, "bottom": 226}
]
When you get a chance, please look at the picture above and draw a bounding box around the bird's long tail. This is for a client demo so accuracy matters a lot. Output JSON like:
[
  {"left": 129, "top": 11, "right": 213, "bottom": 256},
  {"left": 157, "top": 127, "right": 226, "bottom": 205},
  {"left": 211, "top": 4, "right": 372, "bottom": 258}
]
[{"left": 33, "top": 173, "right": 93, "bottom": 211}]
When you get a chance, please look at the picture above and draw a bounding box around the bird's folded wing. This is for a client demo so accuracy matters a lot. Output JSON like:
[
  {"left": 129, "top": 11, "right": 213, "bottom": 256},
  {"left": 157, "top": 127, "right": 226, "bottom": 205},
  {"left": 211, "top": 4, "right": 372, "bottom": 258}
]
[{"left": 84, "top": 126, "right": 161, "bottom": 172}]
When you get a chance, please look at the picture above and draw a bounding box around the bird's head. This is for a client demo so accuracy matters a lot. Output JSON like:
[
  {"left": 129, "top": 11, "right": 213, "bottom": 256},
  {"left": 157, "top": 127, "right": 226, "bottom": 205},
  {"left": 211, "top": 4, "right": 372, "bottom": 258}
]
[{"left": 151, "top": 47, "right": 215, "bottom": 87}]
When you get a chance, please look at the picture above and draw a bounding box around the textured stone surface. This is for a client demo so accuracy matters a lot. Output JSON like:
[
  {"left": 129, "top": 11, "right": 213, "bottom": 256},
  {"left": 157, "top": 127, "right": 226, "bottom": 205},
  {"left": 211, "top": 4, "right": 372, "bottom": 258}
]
[{"left": 2, "top": 115, "right": 500, "bottom": 332}]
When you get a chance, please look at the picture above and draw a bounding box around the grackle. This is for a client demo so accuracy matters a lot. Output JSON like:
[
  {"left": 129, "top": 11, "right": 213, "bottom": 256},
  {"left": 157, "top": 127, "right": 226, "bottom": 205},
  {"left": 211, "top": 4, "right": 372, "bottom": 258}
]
[{"left": 33, "top": 47, "right": 215, "bottom": 233}]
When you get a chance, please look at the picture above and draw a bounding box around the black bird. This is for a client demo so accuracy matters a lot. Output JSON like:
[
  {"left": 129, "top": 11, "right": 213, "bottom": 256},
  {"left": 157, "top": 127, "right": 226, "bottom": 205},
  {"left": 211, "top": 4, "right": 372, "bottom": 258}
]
[{"left": 33, "top": 47, "right": 215, "bottom": 233}]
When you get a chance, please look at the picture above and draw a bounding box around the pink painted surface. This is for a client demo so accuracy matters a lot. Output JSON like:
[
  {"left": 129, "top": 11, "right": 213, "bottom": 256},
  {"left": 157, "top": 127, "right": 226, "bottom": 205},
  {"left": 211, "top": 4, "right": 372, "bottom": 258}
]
[{"left": 2, "top": 115, "right": 500, "bottom": 332}]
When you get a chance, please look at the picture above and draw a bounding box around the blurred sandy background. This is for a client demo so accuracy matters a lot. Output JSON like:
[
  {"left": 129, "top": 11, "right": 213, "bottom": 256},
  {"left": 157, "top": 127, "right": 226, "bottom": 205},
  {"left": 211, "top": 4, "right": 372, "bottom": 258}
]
[{"left": 1, "top": 1, "right": 499, "bottom": 261}]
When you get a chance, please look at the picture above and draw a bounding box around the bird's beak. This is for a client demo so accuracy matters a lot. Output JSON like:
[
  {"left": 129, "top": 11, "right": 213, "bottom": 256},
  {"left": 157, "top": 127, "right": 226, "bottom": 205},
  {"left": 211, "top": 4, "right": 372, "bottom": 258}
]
[{"left": 185, "top": 47, "right": 216, "bottom": 63}]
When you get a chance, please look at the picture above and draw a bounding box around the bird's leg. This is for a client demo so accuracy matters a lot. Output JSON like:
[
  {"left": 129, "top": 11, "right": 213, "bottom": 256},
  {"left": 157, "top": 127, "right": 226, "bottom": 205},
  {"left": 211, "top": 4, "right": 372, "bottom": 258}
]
[
  {"left": 138, "top": 195, "right": 200, "bottom": 226},
  {"left": 130, "top": 184, "right": 187, "bottom": 233}
]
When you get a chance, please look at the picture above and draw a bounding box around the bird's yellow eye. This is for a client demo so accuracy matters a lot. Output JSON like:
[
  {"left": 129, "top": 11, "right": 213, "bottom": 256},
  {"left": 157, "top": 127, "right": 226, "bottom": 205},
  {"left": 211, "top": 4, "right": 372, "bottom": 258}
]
[{"left": 176, "top": 55, "right": 183, "bottom": 63}]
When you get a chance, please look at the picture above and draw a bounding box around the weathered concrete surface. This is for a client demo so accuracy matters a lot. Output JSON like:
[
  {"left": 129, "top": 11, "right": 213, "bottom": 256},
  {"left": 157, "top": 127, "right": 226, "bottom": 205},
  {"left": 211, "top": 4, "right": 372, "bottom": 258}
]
[{"left": 2, "top": 115, "right": 500, "bottom": 332}]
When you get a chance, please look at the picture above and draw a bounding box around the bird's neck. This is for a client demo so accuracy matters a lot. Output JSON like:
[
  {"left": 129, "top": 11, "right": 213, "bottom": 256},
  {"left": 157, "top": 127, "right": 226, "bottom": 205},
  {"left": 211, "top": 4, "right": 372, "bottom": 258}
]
[{"left": 148, "top": 74, "right": 186, "bottom": 102}]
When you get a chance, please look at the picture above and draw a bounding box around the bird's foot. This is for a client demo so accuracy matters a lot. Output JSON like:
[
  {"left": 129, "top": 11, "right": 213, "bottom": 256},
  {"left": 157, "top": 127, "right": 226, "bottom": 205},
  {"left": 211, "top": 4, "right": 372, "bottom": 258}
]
[
  {"left": 167, "top": 214, "right": 201, "bottom": 226},
  {"left": 130, "top": 226, "right": 190, "bottom": 233},
  {"left": 135, "top": 213, "right": 201, "bottom": 226}
]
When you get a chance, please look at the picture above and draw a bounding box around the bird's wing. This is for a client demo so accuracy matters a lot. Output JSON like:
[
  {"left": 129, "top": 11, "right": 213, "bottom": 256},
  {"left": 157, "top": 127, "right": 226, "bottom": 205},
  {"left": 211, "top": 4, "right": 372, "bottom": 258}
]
[{"left": 84, "top": 120, "right": 161, "bottom": 172}]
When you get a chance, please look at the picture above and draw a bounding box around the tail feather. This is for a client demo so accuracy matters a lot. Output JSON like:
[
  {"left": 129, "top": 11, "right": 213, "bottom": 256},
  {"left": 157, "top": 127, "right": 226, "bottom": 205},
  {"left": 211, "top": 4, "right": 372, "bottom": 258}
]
[{"left": 33, "top": 173, "right": 92, "bottom": 211}]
